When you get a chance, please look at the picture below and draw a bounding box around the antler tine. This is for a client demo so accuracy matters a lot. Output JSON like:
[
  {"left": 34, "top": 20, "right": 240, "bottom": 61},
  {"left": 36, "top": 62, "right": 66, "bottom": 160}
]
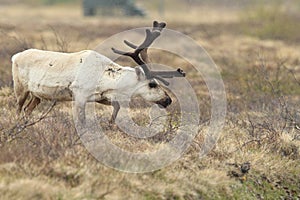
[
  {"left": 111, "top": 47, "right": 130, "bottom": 56},
  {"left": 123, "top": 33, "right": 156, "bottom": 64},
  {"left": 124, "top": 40, "right": 137, "bottom": 49},
  {"left": 153, "top": 21, "right": 166, "bottom": 31},
  {"left": 137, "top": 29, "right": 160, "bottom": 52},
  {"left": 111, "top": 47, "right": 144, "bottom": 66}
]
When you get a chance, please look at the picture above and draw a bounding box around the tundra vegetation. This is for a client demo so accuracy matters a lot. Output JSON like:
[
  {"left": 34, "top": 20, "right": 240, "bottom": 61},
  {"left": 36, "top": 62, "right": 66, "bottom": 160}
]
[{"left": 0, "top": 0, "right": 299, "bottom": 199}]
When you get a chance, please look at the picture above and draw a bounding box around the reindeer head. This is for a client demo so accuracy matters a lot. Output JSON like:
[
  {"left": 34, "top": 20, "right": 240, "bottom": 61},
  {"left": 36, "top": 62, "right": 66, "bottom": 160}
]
[
  {"left": 112, "top": 21, "right": 185, "bottom": 108},
  {"left": 131, "top": 67, "right": 172, "bottom": 108}
]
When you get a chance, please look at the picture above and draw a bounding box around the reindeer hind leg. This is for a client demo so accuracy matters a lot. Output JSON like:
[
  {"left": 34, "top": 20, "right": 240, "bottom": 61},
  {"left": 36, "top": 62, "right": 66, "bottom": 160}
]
[
  {"left": 13, "top": 76, "right": 30, "bottom": 114},
  {"left": 16, "top": 90, "right": 29, "bottom": 114},
  {"left": 24, "top": 96, "right": 41, "bottom": 115}
]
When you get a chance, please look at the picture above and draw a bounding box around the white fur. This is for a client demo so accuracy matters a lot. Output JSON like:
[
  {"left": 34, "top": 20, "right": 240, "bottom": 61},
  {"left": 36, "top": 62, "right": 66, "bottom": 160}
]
[{"left": 12, "top": 49, "right": 169, "bottom": 124}]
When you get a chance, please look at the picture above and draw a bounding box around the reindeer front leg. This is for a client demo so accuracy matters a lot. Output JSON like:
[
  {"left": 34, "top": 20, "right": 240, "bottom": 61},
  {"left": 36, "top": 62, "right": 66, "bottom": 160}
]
[
  {"left": 110, "top": 101, "right": 120, "bottom": 124},
  {"left": 76, "top": 102, "right": 86, "bottom": 124},
  {"left": 73, "top": 95, "right": 87, "bottom": 128}
]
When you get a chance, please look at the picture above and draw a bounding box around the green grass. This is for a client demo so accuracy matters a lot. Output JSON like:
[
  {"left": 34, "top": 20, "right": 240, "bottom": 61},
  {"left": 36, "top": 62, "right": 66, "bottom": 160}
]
[{"left": 230, "top": 172, "right": 300, "bottom": 199}]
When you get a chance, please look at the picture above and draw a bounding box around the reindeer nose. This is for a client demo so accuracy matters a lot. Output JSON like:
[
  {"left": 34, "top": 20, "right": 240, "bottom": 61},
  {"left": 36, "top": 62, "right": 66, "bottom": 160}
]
[
  {"left": 165, "top": 97, "right": 172, "bottom": 106},
  {"left": 156, "top": 97, "right": 172, "bottom": 108}
]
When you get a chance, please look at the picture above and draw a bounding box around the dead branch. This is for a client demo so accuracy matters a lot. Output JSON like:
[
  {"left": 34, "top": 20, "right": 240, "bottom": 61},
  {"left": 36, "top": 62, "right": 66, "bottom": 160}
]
[{"left": 3, "top": 100, "right": 57, "bottom": 142}]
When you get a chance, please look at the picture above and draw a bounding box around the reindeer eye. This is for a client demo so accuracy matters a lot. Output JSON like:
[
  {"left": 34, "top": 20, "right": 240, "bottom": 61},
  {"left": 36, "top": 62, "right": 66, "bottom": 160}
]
[{"left": 148, "top": 81, "right": 158, "bottom": 88}]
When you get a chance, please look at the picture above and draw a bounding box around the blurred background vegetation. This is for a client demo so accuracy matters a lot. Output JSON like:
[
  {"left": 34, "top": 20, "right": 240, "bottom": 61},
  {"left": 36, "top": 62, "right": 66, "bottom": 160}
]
[{"left": 1, "top": 0, "right": 299, "bottom": 41}]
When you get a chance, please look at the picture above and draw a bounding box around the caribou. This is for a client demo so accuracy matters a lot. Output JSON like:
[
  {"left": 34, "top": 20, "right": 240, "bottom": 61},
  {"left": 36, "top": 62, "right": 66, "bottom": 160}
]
[{"left": 11, "top": 21, "right": 185, "bottom": 125}]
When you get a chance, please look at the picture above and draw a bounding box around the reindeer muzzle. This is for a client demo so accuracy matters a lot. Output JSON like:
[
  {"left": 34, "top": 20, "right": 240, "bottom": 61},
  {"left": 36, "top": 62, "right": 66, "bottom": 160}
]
[{"left": 156, "top": 97, "right": 172, "bottom": 108}]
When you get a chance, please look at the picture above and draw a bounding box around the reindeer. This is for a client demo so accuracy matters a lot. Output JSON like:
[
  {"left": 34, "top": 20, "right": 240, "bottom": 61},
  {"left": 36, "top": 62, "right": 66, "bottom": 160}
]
[{"left": 11, "top": 21, "right": 185, "bottom": 125}]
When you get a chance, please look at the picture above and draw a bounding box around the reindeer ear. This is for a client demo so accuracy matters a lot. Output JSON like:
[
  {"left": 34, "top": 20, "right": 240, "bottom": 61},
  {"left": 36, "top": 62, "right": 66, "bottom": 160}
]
[{"left": 135, "top": 67, "right": 144, "bottom": 81}]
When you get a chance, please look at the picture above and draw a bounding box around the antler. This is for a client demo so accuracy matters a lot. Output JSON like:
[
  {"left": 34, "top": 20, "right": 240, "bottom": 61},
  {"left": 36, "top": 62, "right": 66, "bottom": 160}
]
[{"left": 112, "top": 21, "right": 185, "bottom": 86}]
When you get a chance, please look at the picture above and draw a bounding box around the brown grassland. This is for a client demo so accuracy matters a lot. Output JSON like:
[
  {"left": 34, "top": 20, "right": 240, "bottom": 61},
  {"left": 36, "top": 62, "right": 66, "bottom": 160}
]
[{"left": 0, "top": 0, "right": 300, "bottom": 199}]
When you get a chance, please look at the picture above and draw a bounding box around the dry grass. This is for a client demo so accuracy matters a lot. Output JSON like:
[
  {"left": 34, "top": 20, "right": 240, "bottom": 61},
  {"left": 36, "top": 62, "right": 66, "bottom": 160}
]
[{"left": 0, "top": 1, "right": 300, "bottom": 199}]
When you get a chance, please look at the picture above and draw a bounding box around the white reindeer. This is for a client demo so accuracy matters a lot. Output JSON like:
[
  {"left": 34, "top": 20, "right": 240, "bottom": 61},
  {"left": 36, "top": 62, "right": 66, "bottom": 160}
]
[{"left": 11, "top": 21, "right": 185, "bottom": 124}]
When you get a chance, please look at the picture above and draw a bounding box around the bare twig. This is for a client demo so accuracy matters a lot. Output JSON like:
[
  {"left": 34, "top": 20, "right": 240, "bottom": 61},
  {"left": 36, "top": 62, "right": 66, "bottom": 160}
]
[
  {"left": 49, "top": 25, "right": 69, "bottom": 52},
  {"left": 229, "top": 138, "right": 264, "bottom": 154},
  {"left": 4, "top": 100, "right": 57, "bottom": 142},
  {"left": 282, "top": 65, "right": 300, "bottom": 86}
]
